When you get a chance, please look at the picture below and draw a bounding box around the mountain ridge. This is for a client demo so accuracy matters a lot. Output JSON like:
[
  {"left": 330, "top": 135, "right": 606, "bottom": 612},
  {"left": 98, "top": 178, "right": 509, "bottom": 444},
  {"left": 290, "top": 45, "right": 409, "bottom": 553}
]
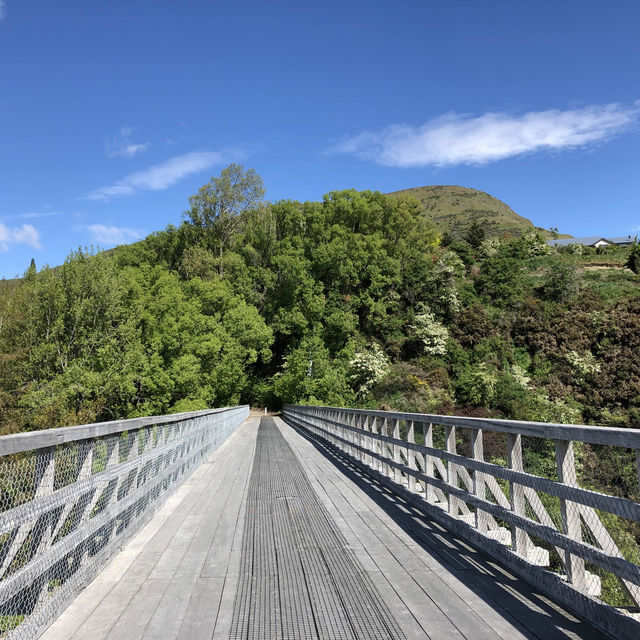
[{"left": 390, "top": 184, "right": 567, "bottom": 239}]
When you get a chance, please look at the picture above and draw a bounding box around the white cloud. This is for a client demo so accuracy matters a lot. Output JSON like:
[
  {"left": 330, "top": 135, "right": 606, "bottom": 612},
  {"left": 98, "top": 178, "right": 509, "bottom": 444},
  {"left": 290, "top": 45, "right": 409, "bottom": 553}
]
[
  {"left": 113, "top": 143, "right": 150, "bottom": 158},
  {"left": 0, "top": 223, "right": 42, "bottom": 252},
  {"left": 0, "top": 1, "right": 5, "bottom": 20},
  {"left": 81, "top": 224, "right": 144, "bottom": 245},
  {"left": 329, "top": 103, "right": 639, "bottom": 167},
  {"left": 86, "top": 149, "right": 244, "bottom": 201},
  {"left": 6, "top": 211, "right": 62, "bottom": 220},
  {"left": 106, "top": 127, "right": 150, "bottom": 158}
]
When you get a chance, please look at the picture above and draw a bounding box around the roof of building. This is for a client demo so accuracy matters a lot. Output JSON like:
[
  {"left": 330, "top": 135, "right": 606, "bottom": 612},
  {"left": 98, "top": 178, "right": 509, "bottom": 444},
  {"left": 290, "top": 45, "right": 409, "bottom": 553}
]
[
  {"left": 607, "top": 235, "right": 637, "bottom": 244},
  {"left": 547, "top": 236, "right": 610, "bottom": 247}
]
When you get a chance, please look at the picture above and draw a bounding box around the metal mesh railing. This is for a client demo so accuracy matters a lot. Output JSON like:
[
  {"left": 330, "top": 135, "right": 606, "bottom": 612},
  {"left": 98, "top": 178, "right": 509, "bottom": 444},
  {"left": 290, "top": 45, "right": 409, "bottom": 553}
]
[
  {"left": 284, "top": 404, "right": 640, "bottom": 639},
  {"left": 0, "top": 405, "right": 248, "bottom": 639}
]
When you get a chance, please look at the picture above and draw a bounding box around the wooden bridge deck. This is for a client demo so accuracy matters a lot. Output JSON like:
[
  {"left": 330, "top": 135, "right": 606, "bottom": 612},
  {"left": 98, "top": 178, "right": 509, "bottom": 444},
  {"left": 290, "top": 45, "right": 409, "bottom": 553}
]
[{"left": 40, "top": 417, "right": 607, "bottom": 640}]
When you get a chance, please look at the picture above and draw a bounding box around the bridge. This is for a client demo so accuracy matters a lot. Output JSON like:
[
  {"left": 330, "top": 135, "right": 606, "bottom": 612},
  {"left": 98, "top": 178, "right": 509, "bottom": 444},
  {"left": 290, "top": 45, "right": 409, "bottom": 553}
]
[{"left": 0, "top": 405, "right": 639, "bottom": 639}]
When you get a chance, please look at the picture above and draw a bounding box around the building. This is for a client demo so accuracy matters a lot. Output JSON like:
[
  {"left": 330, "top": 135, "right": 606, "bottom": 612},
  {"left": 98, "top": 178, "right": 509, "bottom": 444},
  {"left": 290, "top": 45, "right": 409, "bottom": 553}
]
[
  {"left": 606, "top": 235, "right": 636, "bottom": 247},
  {"left": 547, "top": 235, "right": 637, "bottom": 248}
]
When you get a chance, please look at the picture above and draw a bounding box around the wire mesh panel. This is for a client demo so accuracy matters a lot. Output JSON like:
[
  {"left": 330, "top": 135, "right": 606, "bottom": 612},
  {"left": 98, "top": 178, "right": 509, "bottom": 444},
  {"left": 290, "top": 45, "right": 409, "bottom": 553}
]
[
  {"left": 283, "top": 404, "right": 640, "bottom": 640},
  {"left": 0, "top": 406, "right": 248, "bottom": 639}
]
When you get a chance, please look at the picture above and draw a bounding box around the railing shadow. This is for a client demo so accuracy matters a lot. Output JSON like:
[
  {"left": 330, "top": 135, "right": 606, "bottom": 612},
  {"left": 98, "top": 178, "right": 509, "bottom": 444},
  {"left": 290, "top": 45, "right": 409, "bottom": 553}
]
[{"left": 282, "top": 418, "right": 611, "bottom": 640}]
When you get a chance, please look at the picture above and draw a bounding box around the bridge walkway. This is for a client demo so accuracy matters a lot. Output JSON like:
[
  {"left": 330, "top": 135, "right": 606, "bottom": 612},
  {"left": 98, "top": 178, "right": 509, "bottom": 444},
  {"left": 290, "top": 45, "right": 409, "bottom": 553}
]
[{"left": 40, "top": 417, "right": 606, "bottom": 640}]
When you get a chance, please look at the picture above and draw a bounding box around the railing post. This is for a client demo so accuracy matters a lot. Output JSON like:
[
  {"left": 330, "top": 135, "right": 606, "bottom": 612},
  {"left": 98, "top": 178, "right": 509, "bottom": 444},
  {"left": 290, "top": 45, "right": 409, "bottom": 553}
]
[
  {"left": 369, "top": 417, "right": 378, "bottom": 472},
  {"left": 507, "top": 433, "right": 527, "bottom": 557},
  {"left": 381, "top": 417, "right": 390, "bottom": 476},
  {"left": 445, "top": 425, "right": 459, "bottom": 516},
  {"left": 555, "top": 439, "right": 586, "bottom": 590},
  {"left": 362, "top": 415, "right": 370, "bottom": 466},
  {"left": 471, "top": 429, "right": 489, "bottom": 533},
  {"left": 34, "top": 446, "right": 55, "bottom": 498},
  {"left": 392, "top": 419, "right": 402, "bottom": 483},
  {"left": 407, "top": 421, "right": 416, "bottom": 493},
  {"left": 424, "top": 422, "right": 435, "bottom": 503}
]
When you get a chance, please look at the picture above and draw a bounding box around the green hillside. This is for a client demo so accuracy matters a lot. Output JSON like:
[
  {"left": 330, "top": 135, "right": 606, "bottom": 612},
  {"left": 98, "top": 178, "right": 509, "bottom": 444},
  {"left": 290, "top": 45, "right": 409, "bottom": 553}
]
[{"left": 390, "top": 185, "right": 556, "bottom": 238}]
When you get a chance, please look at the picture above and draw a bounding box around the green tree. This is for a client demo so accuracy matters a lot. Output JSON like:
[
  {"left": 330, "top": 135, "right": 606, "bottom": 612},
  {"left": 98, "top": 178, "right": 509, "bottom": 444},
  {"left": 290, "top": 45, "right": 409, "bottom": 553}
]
[
  {"left": 626, "top": 239, "right": 640, "bottom": 274},
  {"left": 465, "top": 220, "right": 485, "bottom": 249},
  {"left": 186, "top": 164, "right": 265, "bottom": 274},
  {"left": 540, "top": 262, "right": 579, "bottom": 303}
]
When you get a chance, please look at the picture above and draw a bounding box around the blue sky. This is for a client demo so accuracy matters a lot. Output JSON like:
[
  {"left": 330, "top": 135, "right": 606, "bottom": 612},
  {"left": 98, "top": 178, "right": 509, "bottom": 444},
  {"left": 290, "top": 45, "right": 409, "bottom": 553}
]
[{"left": 1, "top": 1, "right": 639, "bottom": 278}]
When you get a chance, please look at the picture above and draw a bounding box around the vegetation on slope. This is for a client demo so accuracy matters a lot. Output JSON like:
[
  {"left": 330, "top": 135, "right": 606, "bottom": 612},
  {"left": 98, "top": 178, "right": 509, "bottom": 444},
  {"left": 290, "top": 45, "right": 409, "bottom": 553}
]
[
  {"left": 1, "top": 165, "right": 638, "bottom": 433},
  {"left": 391, "top": 184, "right": 569, "bottom": 239},
  {"left": 1, "top": 165, "right": 639, "bottom": 604}
]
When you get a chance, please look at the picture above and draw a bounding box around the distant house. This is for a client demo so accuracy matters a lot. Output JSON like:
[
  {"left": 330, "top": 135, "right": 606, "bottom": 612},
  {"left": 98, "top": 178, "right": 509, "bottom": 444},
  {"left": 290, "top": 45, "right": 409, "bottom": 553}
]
[
  {"left": 607, "top": 235, "right": 636, "bottom": 247},
  {"left": 547, "top": 235, "right": 637, "bottom": 248}
]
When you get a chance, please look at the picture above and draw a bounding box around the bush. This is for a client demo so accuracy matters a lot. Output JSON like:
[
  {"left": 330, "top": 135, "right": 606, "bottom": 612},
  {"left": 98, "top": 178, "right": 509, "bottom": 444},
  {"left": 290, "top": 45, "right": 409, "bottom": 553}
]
[
  {"left": 410, "top": 306, "right": 449, "bottom": 356},
  {"left": 626, "top": 240, "right": 640, "bottom": 274},
  {"left": 455, "top": 364, "right": 497, "bottom": 406},
  {"left": 540, "top": 262, "right": 579, "bottom": 302},
  {"left": 348, "top": 343, "right": 390, "bottom": 397}
]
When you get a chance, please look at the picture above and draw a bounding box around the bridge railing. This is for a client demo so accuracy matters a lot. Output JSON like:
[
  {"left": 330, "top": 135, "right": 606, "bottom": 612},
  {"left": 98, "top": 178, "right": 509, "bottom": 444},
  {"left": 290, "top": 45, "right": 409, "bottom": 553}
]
[
  {"left": 284, "top": 404, "right": 640, "bottom": 638},
  {"left": 0, "top": 405, "right": 248, "bottom": 639}
]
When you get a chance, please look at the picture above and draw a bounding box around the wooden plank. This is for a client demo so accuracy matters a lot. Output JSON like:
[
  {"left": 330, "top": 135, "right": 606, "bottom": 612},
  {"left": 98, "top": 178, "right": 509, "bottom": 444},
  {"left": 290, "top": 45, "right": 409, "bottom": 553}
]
[
  {"left": 39, "top": 420, "right": 254, "bottom": 640},
  {"left": 555, "top": 439, "right": 586, "bottom": 590},
  {"left": 278, "top": 418, "right": 505, "bottom": 639},
  {"left": 283, "top": 420, "right": 547, "bottom": 640},
  {"left": 175, "top": 578, "right": 225, "bottom": 640},
  {"left": 282, "top": 417, "right": 609, "bottom": 640},
  {"left": 290, "top": 411, "right": 640, "bottom": 586}
]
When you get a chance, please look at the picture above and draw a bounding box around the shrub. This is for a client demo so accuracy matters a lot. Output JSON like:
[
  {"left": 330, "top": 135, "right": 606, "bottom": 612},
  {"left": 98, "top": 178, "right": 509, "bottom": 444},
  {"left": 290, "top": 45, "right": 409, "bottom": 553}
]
[
  {"left": 348, "top": 343, "right": 390, "bottom": 396},
  {"left": 410, "top": 306, "right": 449, "bottom": 356},
  {"left": 455, "top": 364, "right": 497, "bottom": 406},
  {"left": 626, "top": 240, "right": 640, "bottom": 274},
  {"left": 540, "top": 262, "right": 579, "bottom": 302}
]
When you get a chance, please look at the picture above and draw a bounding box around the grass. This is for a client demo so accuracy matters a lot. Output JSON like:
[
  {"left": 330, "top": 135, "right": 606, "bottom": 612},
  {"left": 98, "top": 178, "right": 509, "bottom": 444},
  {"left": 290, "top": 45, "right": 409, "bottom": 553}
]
[
  {"left": 0, "top": 615, "right": 24, "bottom": 633},
  {"left": 389, "top": 184, "right": 562, "bottom": 238}
]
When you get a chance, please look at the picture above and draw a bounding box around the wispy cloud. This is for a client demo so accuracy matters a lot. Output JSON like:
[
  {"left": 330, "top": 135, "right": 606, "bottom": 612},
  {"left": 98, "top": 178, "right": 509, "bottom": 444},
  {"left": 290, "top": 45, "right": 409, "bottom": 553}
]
[
  {"left": 86, "top": 149, "right": 244, "bottom": 201},
  {"left": 0, "top": 1, "right": 5, "bottom": 20},
  {"left": 2, "top": 211, "right": 62, "bottom": 220},
  {"left": 106, "top": 127, "right": 150, "bottom": 158},
  {"left": 0, "top": 223, "right": 42, "bottom": 252},
  {"left": 328, "top": 102, "right": 639, "bottom": 167},
  {"left": 80, "top": 224, "right": 144, "bottom": 245},
  {"left": 113, "top": 143, "right": 150, "bottom": 158}
]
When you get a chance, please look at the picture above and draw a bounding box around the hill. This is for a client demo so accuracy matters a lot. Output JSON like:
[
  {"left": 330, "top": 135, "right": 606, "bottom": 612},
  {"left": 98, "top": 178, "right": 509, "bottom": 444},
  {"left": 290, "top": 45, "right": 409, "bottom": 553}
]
[{"left": 390, "top": 185, "right": 557, "bottom": 239}]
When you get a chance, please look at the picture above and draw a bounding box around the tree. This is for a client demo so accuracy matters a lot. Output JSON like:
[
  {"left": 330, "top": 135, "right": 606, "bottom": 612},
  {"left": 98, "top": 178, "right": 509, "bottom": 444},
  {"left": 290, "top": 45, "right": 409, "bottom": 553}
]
[
  {"left": 540, "top": 262, "right": 579, "bottom": 303},
  {"left": 465, "top": 220, "right": 485, "bottom": 249},
  {"left": 186, "top": 164, "right": 265, "bottom": 274},
  {"left": 410, "top": 306, "right": 449, "bottom": 356},
  {"left": 626, "top": 238, "right": 640, "bottom": 274},
  {"left": 348, "top": 343, "right": 390, "bottom": 397}
]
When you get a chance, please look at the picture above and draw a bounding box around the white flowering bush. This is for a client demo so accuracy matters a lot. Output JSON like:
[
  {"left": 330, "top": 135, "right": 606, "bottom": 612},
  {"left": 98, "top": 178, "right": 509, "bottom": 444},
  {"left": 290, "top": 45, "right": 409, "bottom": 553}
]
[
  {"left": 531, "top": 393, "right": 582, "bottom": 424},
  {"left": 411, "top": 306, "right": 449, "bottom": 356},
  {"left": 439, "top": 250, "right": 466, "bottom": 276},
  {"left": 511, "top": 364, "right": 531, "bottom": 388},
  {"left": 349, "top": 343, "right": 390, "bottom": 396},
  {"left": 522, "top": 231, "right": 550, "bottom": 256},
  {"left": 429, "top": 252, "right": 464, "bottom": 317},
  {"left": 456, "top": 364, "right": 497, "bottom": 406},
  {"left": 479, "top": 237, "right": 502, "bottom": 258},
  {"left": 564, "top": 350, "right": 601, "bottom": 378},
  {"left": 568, "top": 243, "right": 583, "bottom": 255}
]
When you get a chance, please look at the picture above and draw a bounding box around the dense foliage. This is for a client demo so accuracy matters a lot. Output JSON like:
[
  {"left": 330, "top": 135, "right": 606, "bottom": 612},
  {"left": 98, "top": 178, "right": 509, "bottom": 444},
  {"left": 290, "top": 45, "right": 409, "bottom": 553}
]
[
  {"left": 1, "top": 165, "right": 639, "bottom": 436},
  {"left": 2, "top": 166, "right": 639, "bottom": 606}
]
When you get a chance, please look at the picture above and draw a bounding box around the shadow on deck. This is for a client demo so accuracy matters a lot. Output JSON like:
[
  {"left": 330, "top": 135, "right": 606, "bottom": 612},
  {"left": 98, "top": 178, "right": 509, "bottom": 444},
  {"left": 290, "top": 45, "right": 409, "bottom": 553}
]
[{"left": 287, "top": 419, "right": 609, "bottom": 640}]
